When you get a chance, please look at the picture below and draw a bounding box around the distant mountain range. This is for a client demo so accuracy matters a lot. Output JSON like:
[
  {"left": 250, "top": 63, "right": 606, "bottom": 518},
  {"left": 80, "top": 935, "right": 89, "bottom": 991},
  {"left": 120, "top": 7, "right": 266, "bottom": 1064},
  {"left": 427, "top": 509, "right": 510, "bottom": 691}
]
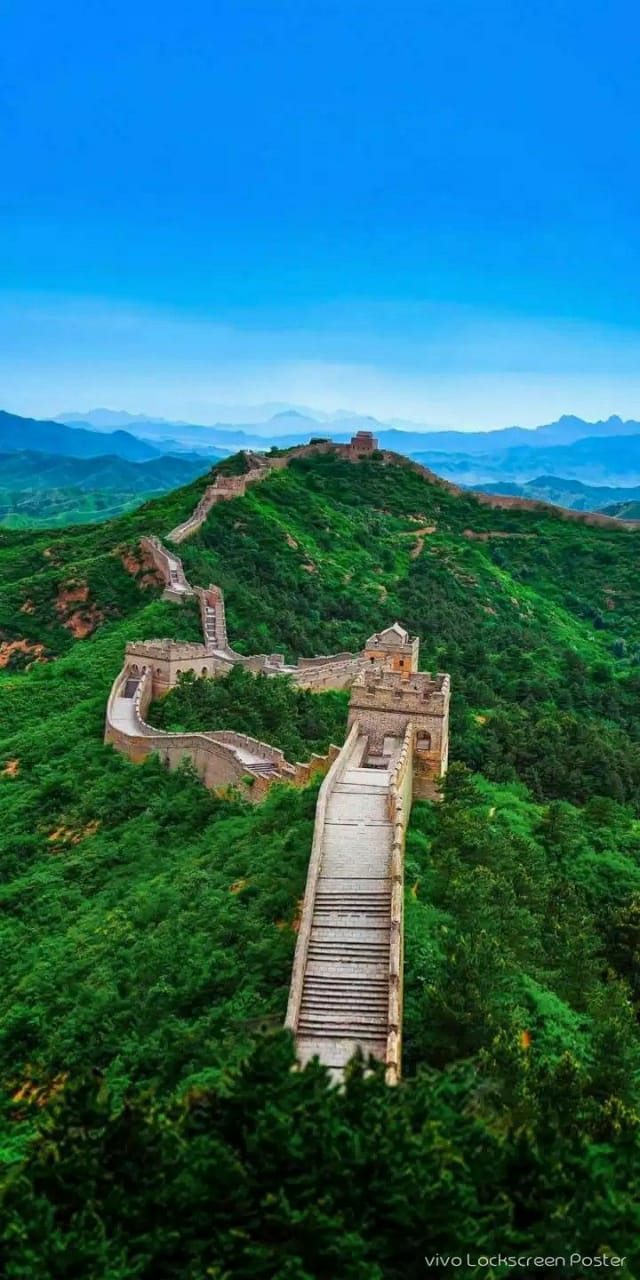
[
  {"left": 477, "top": 475, "right": 640, "bottom": 514},
  {"left": 57, "top": 404, "right": 378, "bottom": 429},
  {"left": 56, "top": 405, "right": 640, "bottom": 449},
  {"left": 413, "top": 434, "right": 640, "bottom": 488},
  {"left": 0, "top": 411, "right": 161, "bottom": 462},
  {"left": 55, "top": 407, "right": 383, "bottom": 453},
  {"left": 0, "top": 410, "right": 228, "bottom": 464},
  {"left": 53, "top": 408, "right": 640, "bottom": 479},
  {"left": 5, "top": 405, "right": 640, "bottom": 522}
]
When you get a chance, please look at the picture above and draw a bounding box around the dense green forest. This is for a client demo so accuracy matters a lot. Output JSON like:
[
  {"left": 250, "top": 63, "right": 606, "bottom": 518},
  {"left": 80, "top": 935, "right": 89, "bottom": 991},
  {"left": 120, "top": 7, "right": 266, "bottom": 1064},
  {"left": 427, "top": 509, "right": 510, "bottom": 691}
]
[{"left": 2, "top": 449, "right": 640, "bottom": 1275}]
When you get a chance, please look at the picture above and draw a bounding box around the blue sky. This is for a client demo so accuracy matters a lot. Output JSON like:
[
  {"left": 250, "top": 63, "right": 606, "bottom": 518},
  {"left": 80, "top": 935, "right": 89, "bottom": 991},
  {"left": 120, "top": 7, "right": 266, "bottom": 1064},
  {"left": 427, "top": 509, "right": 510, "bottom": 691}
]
[{"left": 3, "top": 0, "right": 640, "bottom": 427}]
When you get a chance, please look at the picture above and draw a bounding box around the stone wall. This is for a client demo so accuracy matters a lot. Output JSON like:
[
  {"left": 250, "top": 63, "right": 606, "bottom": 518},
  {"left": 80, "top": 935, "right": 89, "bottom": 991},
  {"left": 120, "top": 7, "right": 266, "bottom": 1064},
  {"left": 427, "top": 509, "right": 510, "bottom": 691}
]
[
  {"left": 139, "top": 536, "right": 194, "bottom": 601},
  {"left": 289, "top": 655, "right": 364, "bottom": 690},
  {"left": 166, "top": 463, "right": 268, "bottom": 544},
  {"left": 105, "top": 665, "right": 256, "bottom": 791},
  {"left": 385, "top": 724, "right": 413, "bottom": 1084},
  {"left": 209, "top": 729, "right": 292, "bottom": 771},
  {"left": 105, "top": 658, "right": 342, "bottom": 803},
  {"left": 285, "top": 723, "right": 362, "bottom": 1034},
  {"left": 295, "top": 651, "right": 357, "bottom": 669}
]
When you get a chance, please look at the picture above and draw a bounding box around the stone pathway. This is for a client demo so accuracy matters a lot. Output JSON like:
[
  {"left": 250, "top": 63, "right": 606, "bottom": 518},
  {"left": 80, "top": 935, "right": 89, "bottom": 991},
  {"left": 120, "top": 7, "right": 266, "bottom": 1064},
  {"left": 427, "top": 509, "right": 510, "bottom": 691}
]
[{"left": 296, "top": 744, "right": 399, "bottom": 1076}]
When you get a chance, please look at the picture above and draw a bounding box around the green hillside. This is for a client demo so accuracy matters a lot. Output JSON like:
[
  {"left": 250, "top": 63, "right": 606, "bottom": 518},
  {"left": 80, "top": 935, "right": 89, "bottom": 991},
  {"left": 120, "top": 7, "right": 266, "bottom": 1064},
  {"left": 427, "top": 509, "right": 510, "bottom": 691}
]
[
  {"left": 601, "top": 499, "right": 640, "bottom": 521},
  {"left": 2, "top": 449, "right": 640, "bottom": 1273},
  {"left": 0, "top": 448, "right": 210, "bottom": 528}
]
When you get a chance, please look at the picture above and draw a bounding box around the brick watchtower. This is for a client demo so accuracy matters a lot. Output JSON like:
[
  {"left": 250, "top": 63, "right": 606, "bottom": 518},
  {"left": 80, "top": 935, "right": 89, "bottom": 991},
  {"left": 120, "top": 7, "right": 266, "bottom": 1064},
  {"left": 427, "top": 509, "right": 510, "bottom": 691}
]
[
  {"left": 348, "top": 430, "right": 378, "bottom": 455},
  {"left": 364, "top": 622, "right": 419, "bottom": 678},
  {"left": 347, "top": 667, "right": 450, "bottom": 800}
]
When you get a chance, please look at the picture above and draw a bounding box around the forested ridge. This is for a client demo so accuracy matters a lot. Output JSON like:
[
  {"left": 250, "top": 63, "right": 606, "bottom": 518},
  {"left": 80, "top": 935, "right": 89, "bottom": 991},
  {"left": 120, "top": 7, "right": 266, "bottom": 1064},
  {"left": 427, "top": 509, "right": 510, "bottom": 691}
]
[
  {"left": 2, "top": 450, "right": 640, "bottom": 1277},
  {"left": 0, "top": 448, "right": 209, "bottom": 529}
]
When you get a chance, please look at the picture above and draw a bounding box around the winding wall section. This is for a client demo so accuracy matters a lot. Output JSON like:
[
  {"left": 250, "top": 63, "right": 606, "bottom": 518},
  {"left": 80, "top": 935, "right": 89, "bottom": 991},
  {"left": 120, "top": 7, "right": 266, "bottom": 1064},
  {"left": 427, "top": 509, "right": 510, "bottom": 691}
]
[{"left": 105, "top": 440, "right": 457, "bottom": 1081}]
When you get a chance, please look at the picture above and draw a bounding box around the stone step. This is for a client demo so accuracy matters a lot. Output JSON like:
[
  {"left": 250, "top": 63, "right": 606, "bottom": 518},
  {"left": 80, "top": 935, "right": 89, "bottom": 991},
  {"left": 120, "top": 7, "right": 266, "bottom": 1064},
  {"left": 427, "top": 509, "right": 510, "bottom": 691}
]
[
  {"left": 298, "top": 1018, "right": 388, "bottom": 1038},
  {"left": 314, "top": 892, "right": 390, "bottom": 904},
  {"left": 303, "top": 973, "right": 388, "bottom": 987},
  {"left": 302, "top": 994, "right": 387, "bottom": 1009},
  {"left": 307, "top": 954, "right": 389, "bottom": 970},
  {"left": 310, "top": 926, "right": 390, "bottom": 943},
  {"left": 308, "top": 937, "right": 389, "bottom": 951},
  {"left": 322, "top": 829, "right": 392, "bottom": 846},
  {"left": 333, "top": 782, "right": 390, "bottom": 796},
  {"left": 300, "top": 1012, "right": 387, "bottom": 1030},
  {"left": 341, "top": 768, "right": 390, "bottom": 786},
  {"left": 309, "top": 950, "right": 389, "bottom": 967},
  {"left": 320, "top": 859, "right": 391, "bottom": 880},
  {"left": 314, "top": 907, "right": 390, "bottom": 918},
  {"left": 315, "top": 888, "right": 390, "bottom": 900},
  {"left": 301, "top": 999, "right": 388, "bottom": 1017},
  {"left": 325, "top": 809, "right": 390, "bottom": 823},
  {"left": 302, "top": 982, "right": 388, "bottom": 1000},
  {"left": 313, "top": 913, "right": 390, "bottom": 928},
  {"left": 318, "top": 877, "right": 390, "bottom": 895},
  {"left": 296, "top": 1035, "right": 387, "bottom": 1069},
  {"left": 305, "top": 958, "right": 388, "bottom": 979}
]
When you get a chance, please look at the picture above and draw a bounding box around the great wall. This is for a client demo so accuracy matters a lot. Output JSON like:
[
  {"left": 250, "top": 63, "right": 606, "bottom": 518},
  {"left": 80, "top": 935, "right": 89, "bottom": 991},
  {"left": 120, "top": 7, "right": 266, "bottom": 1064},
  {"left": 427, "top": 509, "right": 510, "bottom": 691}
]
[{"left": 104, "top": 429, "right": 635, "bottom": 1080}]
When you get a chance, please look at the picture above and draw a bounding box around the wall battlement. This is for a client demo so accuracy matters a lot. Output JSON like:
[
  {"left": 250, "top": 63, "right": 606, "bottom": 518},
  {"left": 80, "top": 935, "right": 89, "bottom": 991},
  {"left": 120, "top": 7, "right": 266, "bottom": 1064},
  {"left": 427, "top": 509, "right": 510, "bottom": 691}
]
[
  {"left": 348, "top": 667, "right": 449, "bottom": 800},
  {"left": 353, "top": 666, "right": 449, "bottom": 706}
]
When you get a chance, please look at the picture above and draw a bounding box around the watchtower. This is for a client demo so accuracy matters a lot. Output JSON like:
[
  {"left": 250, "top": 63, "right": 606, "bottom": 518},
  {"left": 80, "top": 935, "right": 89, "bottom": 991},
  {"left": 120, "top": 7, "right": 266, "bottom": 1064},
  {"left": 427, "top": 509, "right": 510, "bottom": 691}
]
[
  {"left": 348, "top": 667, "right": 450, "bottom": 800},
  {"left": 364, "top": 622, "right": 419, "bottom": 677},
  {"left": 348, "top": 430, "right": 378, "bottom": 455}
]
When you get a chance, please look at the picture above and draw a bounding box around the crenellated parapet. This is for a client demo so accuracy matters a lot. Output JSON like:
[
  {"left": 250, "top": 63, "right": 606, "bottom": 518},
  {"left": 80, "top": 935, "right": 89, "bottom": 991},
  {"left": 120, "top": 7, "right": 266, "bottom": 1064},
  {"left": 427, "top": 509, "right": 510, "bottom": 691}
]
[{"left": 348, "top": 668, "right": 449, "bottom": 800}]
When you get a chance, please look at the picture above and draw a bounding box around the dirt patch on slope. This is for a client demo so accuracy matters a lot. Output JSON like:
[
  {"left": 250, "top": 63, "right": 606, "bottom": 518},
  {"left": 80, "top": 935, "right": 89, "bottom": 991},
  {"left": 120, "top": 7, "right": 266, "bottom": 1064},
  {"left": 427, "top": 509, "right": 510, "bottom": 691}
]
[
  {"left": 120, "top": 544, "right": 164, "bottom": 591},
  {"left": 48, "top": 819, "right": 101, "bottom": 850},
  {"left": 0, "top": 639, "right": 46, "bottom": 669},
  {"left": 55, "top": 582, "right": 105, "bottom": 639}
]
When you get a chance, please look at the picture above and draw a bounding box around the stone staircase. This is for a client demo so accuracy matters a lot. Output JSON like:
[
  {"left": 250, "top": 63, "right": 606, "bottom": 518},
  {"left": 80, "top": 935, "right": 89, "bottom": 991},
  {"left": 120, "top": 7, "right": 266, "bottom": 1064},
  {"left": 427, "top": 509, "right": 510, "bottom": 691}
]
[
  {"left": 295, "top": 747, "right": 396, "bottom": 1076},
  {"left": 248, "top": 760, "right": 280, "bottom": 776},
  {"left": 203, "top": 604, "right": 218, "bottom": 647}
]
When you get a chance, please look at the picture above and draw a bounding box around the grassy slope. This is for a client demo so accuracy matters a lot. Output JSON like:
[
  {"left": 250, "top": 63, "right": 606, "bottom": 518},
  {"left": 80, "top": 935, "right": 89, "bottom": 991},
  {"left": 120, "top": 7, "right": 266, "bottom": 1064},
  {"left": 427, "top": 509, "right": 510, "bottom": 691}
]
[{"left": 2, "top": 448, "right": 640, "bottom": 1176}]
